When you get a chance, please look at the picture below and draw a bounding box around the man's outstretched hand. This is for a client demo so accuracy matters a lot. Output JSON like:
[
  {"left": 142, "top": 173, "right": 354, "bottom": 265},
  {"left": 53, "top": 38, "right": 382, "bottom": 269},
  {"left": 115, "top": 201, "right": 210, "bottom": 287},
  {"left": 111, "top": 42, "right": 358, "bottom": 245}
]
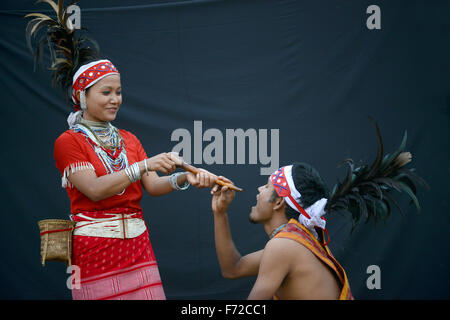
[{"left": 211, "top": 179, "right": 236, "bottom": 214}]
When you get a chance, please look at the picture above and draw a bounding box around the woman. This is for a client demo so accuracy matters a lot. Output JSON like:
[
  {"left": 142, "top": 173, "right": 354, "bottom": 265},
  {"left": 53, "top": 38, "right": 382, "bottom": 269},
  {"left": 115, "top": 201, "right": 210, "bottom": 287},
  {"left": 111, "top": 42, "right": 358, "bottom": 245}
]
[
  {"left": 26, "top": 2, "right": 218, "bottom": 300},
  {"left": 56, "top": 59, "right": 218, "bottom": 300}
]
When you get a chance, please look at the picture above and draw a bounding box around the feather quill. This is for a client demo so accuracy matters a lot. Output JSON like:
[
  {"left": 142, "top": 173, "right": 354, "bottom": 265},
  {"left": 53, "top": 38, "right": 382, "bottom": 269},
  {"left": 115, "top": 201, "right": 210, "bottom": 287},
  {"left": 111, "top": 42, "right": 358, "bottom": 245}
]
[
  {"left": 25, "top": 0, "right": 100, "bottom": 102},
  {"left": 326, "top": 117, "right": 428, "bottom": 230}
]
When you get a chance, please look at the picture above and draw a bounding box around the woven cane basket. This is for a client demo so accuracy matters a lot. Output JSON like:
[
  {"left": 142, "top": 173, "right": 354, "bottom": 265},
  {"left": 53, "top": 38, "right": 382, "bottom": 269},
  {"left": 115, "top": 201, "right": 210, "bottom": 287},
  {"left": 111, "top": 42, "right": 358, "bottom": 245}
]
[{"left": 38, "top": 219, "right": 76, "bottom": 267}]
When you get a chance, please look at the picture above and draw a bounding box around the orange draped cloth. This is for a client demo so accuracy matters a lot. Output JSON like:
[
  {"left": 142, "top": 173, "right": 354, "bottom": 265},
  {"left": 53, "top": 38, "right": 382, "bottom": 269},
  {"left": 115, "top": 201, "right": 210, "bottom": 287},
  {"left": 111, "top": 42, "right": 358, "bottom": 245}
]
[{"left": 274, "top": 218, "right": 353, "bottom": 300}]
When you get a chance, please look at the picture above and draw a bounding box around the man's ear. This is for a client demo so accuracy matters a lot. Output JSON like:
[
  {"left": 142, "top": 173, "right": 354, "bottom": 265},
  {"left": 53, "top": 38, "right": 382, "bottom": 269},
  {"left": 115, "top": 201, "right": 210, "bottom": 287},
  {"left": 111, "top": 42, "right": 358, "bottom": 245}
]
[{"left": 273, "top": 196, "right": 285, "bottom": 211}]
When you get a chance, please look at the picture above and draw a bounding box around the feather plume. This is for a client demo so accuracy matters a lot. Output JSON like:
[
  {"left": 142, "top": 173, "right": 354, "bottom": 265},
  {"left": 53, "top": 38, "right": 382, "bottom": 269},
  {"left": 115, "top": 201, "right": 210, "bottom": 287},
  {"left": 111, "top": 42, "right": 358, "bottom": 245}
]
[
  {"left": 326, "top": 118, "right": 429, "bottom": 231},
  {"left": 25, "top": 0, "right": 100, "bottom": 101}
]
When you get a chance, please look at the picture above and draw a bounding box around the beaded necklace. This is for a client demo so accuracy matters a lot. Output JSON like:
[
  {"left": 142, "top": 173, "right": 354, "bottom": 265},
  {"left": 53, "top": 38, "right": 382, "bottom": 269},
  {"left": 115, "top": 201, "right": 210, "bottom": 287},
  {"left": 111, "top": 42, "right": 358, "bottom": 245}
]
[
  {"left": 73, "top": 119, "right": 129, "bottom": 174},
  {"left": 269, "top": 223, "right": 287, "bottom": 239},
  {"left": 79, "top": 118, "right": 121, "bottom": 150}
]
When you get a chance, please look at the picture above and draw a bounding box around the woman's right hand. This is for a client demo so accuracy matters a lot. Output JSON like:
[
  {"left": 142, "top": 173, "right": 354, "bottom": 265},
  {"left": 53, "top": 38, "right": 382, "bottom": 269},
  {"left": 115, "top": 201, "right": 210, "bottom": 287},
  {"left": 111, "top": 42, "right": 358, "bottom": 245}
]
[{"left": 146, "top": 153, "right": 177, "bottom": 175}]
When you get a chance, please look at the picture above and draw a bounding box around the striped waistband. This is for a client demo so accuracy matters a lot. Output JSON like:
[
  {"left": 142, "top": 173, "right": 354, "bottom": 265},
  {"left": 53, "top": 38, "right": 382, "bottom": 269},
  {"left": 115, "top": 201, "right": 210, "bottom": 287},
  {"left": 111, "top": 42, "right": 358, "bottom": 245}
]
[{"left": 71, "top": 210, "right": 146, "bottom": 239}]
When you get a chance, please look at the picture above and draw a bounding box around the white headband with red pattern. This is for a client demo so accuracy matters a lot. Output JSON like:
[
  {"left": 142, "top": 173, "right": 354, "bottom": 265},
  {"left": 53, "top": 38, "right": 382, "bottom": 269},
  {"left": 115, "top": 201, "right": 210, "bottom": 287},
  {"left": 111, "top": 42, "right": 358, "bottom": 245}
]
[
  {"left": 71, "top": 59, "right": 119, "bottom": 110},
  {"left": 66, "top": 59, "right": 119, "bottom": 128},
  {"left": 270, "top": 165, "right": 328, "bottom": 240}
]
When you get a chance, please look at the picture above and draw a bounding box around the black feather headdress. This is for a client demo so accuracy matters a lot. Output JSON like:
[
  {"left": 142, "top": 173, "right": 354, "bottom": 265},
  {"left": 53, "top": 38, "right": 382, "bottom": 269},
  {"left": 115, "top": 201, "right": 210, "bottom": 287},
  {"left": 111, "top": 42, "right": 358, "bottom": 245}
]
[
  {"left": 25, "top": 0, "right": 100, "bottom": 101},
  {"left": 325, "top": 117, "right": 429, "bottom": 231}
]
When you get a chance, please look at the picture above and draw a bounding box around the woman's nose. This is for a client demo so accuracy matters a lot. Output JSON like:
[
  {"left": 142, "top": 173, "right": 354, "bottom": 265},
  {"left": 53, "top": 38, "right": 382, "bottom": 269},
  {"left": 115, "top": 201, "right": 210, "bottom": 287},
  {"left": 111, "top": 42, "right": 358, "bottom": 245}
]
[{"left": 110, "top": 94, "right": 119, "bottom": 103}]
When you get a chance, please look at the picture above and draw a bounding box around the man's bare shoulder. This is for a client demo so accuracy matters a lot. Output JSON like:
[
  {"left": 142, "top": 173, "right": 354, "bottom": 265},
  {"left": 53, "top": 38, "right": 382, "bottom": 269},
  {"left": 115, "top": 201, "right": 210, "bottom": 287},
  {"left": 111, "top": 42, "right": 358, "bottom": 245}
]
[
  {"left": 263, "top": 237, "right": 324, "bottom": 281},
  {"left": 263, "top": 237, "right": 312, "bottom": 260}
]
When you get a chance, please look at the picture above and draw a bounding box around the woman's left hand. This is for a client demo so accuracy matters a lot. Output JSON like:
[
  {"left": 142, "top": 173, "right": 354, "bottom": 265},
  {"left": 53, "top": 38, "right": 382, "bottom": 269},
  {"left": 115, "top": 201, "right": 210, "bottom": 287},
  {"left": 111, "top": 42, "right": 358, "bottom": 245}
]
[{"left": 186, "top": 168, "right": 218, "bottom": 188}]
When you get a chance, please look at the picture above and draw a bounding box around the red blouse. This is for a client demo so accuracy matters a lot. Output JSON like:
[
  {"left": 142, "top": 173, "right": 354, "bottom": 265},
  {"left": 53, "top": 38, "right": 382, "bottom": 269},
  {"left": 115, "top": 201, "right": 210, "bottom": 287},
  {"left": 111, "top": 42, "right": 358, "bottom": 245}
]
[{"left": 54, "top": 129, "right": 148, "bottom": 214}]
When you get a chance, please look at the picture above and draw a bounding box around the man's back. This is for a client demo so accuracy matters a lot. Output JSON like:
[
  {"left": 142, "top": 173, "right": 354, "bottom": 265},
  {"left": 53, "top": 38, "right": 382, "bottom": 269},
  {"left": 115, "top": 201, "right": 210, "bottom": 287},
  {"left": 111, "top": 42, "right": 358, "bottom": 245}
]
[
  {"left": 248, "top": 219, "right": 352, "bottom": 300},
  {"left": 271, "top": 237, "right": 341, "bottom": 300}
]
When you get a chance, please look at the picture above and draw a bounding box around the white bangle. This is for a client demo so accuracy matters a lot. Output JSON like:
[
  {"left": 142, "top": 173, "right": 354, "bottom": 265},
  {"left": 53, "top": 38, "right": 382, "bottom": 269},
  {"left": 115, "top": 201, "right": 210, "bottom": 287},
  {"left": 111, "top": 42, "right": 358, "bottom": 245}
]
[
  {"left": 133, "top": 162, "right": 141, "bottom": 181},
  {"left": 143, "top": 160, "right": 149, "bottom": 176},
  {"left": 124, "top": 166, "right": 133, "bottom": 182},
  {"left": 125, "top": 162, "right": 142, "bottom": 183},
  {"left": 169, "top": 172, "right": 190, "bottom": 191}
]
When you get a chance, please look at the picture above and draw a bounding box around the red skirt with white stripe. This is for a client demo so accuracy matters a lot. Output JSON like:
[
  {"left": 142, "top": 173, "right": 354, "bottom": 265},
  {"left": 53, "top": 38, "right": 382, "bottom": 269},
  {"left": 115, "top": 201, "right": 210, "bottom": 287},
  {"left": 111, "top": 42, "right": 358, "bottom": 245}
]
[{"left": 71, "top": 228, "right": 166, "bottom": 300}]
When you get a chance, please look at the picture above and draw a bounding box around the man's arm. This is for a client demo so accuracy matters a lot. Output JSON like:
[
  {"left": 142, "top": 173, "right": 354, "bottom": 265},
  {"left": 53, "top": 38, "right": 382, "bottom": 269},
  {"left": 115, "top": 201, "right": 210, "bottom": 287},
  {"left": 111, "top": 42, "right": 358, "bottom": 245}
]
[
  {"left": 212, "top": 185, "right": 262, "bottom": 279},
  {"left": 247, "top": 238, "right": 292, "bottom": 300},
  {"left": 213, "top": 210, "right": 262, "bottom": 278}
]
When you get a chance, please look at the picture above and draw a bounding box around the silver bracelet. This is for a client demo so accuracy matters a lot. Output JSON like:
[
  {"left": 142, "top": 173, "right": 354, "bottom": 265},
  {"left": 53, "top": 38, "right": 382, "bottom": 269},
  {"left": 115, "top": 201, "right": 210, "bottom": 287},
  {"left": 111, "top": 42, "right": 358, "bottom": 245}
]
[
  {"left": 132, "top": 162, "right": 141, "bottom": 181},
  {"left": 125, "top": 162, "right": 142, "bottom": 183},
  {"left": 143, "top": 160, "right": 149, "bottom": 176},
  {"left": 124, "top": 166, "right": 133, "bottom": 182},
  {"left": 169, "top": 172, "right": 190, "bottom": 191}
]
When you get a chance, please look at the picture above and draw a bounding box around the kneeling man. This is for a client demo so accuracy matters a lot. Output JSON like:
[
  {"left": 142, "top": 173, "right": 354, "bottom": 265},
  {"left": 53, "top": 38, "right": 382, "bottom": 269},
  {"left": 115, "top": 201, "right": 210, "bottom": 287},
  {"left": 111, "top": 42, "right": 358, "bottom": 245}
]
[{"left": 211, "top": 163, "right": 353, "bottom": 300}]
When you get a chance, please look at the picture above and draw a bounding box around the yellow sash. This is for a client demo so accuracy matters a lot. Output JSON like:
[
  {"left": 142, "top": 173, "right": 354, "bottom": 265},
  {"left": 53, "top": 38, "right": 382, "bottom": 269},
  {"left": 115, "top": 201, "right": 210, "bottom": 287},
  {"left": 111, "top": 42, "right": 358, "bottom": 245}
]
[{"left": 274, "top": 219, "right": 353, "bottom": 300}]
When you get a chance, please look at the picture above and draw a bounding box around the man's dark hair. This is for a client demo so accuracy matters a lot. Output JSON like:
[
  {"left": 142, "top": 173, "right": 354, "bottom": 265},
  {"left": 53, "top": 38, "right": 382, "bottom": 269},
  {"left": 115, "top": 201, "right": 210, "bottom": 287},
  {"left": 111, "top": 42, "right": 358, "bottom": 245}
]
[{"left": 271, "top": 162, "right": 329, "bottom": 221}]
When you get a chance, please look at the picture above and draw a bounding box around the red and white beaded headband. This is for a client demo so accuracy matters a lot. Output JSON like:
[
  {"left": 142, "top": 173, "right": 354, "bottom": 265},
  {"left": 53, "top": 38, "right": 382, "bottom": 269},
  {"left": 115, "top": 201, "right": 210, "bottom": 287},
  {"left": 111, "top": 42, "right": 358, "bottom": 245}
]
[
  {"left": 71, "top": 59, "right": 119, "bottom": 110},
  {"left": 270, "top": 165, "right": 311, "bottom": 219},
  {"left": 270, "top": 165, "right": 329, "bottom": 244}
]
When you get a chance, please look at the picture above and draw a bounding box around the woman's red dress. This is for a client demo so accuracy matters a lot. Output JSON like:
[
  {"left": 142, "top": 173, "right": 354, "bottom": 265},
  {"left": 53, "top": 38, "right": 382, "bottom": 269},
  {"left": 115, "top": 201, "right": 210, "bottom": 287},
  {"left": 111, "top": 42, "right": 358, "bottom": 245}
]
[{"left": 54, "top": 128, "right": 166, "bottom": 300}]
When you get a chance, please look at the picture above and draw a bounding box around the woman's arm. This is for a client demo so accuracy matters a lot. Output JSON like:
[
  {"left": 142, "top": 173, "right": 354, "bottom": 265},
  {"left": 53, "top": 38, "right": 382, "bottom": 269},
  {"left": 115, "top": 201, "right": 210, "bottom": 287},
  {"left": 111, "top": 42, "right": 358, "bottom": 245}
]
[
  {"left": 142, "top": 152, "right": 219, "bottom": 196},
  {"left": 68, "top": 152, "right": 218, "bottom": 201},
  {"left": 68, "top": 153, "right": 177, "bottom": 201}
]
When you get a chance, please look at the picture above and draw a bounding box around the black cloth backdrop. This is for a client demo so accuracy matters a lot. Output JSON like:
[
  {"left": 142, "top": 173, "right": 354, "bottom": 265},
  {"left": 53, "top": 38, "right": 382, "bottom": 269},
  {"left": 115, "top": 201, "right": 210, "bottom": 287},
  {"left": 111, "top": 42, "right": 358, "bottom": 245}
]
[{"left": 0, "top": 0, "right": 449, "bottom": 299}]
